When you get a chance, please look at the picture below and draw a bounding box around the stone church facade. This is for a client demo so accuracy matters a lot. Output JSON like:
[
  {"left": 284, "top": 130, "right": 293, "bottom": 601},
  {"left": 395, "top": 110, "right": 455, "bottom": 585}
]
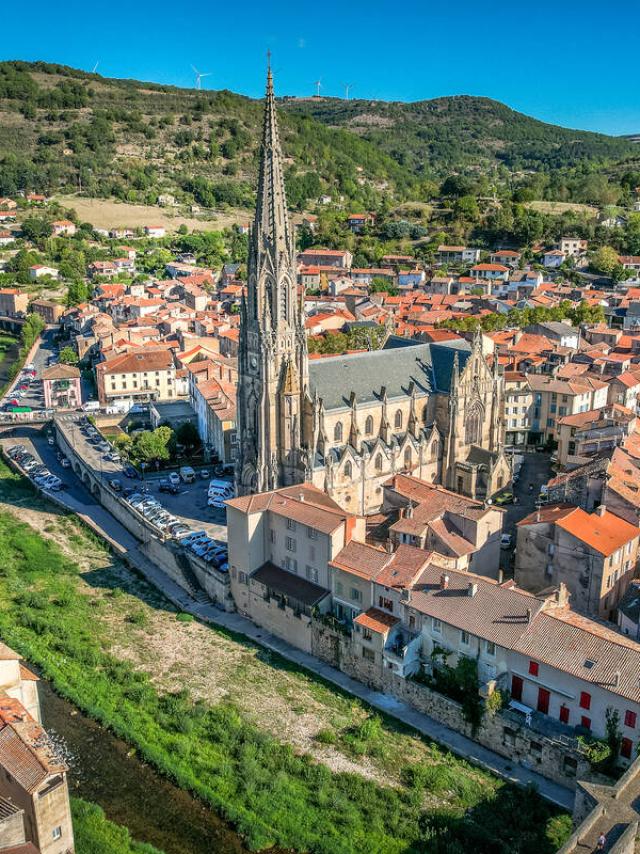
[{"left": 236, "top": 68, "right": 510, "bottom": 514}]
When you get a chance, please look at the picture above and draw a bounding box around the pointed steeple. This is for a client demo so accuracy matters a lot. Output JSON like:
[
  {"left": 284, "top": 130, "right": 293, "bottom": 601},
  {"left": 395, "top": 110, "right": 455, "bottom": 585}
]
[{"left": 253, "top": 62, "right": 294, "bottom": 264}]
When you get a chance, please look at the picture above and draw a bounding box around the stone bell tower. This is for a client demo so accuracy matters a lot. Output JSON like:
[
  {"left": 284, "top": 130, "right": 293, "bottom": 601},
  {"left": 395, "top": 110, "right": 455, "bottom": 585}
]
[{"left": 236, "top": 63, "right": 309, "bottom": 494}]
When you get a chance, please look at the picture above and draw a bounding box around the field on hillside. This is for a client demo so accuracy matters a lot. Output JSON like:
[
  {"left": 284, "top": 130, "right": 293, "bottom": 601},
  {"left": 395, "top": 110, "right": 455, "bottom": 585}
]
[
  {"left": 53, "top": 195, "right": 248, "bottom": 233},
  {"left": 524, "top": 200, "right": 598, "bottom": 217}
]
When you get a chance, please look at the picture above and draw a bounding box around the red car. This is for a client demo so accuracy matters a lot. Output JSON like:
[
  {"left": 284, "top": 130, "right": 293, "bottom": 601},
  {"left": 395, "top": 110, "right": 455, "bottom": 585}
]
[
  {"left": 6, "top": 399, "right": 18, "bottom": 407},
  {"left": 17, "top": 384, "right": 28, "bottom": 391}
]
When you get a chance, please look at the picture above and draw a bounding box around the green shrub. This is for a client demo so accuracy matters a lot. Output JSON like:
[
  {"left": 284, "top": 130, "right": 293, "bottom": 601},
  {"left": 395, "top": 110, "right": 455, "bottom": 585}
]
[
  {"left": 175, "top": 612, "right": 194, "bottom": 623},
  {"left": 71, "top": 797, "right": 164, "bottom": 853},
  {"left": 315, "top": 729, "right": 337, "bottom": 745}
]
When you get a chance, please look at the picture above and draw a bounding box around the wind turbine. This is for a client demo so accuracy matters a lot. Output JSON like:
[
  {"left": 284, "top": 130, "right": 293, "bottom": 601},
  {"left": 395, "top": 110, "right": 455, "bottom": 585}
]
[
  {"left": 92, "top": 61, "right": 99, "bottom": 74},
  {"left": 313, "top": 78, "right": 322, "bottom": 98},
  {"left": 192, "top": 65, "right": 212, "bottom": 90},
  {"left": 342, "top": 82, "right": 354, "bottom": 100}
]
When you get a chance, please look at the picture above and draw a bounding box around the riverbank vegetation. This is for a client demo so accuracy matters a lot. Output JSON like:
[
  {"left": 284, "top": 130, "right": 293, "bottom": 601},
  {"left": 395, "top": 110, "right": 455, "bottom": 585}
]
[
  {"left": 0, "top": 458, "right": 570, "bottom": 853},
  {"left": 72, "top": 799, "right": 164, "bottom": 854}
]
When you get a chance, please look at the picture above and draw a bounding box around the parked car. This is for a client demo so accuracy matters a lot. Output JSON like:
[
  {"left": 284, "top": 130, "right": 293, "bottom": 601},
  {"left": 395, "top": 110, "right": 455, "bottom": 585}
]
[
  {"left": 500, "top": 533, "right": 512, "bottom": 550},
  {"left": 159, "top": 479, "right": 180, "bottom": 494},
  {"left": 168, "top": 472, "right": 180, "bottom": 487},
  {"left": 109, "top": 479, "right": 122, "bottom": 492},
  {"left": 124, "top": 465, "right": 139, "bottom": 479},
  {"left": 493, "top": 491, "right": 514, "bottom": 506},
  {"left": 199, "top": 469, "right": 210, "bottom": 480}
]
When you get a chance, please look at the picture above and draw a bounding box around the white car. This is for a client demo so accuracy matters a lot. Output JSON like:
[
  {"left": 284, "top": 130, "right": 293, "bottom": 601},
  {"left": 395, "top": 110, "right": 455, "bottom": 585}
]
[{"left": 168, "top": 472, "right": 180, "bottom": 487}]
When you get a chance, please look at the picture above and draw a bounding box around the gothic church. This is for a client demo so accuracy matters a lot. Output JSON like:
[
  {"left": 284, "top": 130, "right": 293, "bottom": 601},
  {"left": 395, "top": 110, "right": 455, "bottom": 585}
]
[{"left": 236, "top": 68, "right": 510, "bottom": 515}]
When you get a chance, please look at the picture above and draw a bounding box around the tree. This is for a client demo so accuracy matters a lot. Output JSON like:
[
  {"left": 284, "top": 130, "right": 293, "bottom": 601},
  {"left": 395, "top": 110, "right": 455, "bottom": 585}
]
[
  {"left": 20, "top": 216, "right": 52, "bottom": 243},
  {"left": 59, "top": 346, "right": 78, "bottom": 365},
  {"left": 592, "top": 245, "right": 621, "bottom": 276},
  {"left": 132, "top": 426, "right": 173, "bottom": 465},
  {"left": 370, "top": 277, "right": 398, "bottom": 296},
  {"left": 175, "top": 421, "right": 201, "bottom": 453}
]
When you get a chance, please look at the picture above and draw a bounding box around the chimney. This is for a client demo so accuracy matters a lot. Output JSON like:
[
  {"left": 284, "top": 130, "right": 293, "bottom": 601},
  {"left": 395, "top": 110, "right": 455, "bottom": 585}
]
[
  {"left": 401, "top": 588, "right": 411, "bottom": 603},
  {"left": 595, "top": 504, "right": 606, "bottom": 517},
  {"left": 299, "top": 493, "right": 305, "bottom": 503},
  {"left": 406, "top": 503, "right": 414, "bottom": 519},
  {"left": 440, "top": 573, "right": 449, "bottom": 590},
  {"left": 526, "top": 607, "right": 532, "bottom": 623},
  {"left": 467, "top": 582, "right": 478, "bottom": 598},
  {"left": 613, "top": 671, "right": 621, "bottom": 687},
  {"left": 498, "top": 568, "right": 504, "bottom": 584}
]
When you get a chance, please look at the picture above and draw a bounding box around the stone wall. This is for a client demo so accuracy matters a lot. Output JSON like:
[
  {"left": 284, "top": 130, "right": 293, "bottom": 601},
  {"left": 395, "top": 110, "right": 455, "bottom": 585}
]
[{"left": 311, "top": 619, "right": 591, "bottom": 790}]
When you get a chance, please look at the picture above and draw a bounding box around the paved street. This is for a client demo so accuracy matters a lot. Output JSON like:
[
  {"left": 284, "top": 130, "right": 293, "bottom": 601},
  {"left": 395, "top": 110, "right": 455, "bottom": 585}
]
[
  {"left": 500, "top": 450, "right": 553, "bottom": 575},
  {"left": 1, "top": 328, "right": 59, "bottom": 411}
]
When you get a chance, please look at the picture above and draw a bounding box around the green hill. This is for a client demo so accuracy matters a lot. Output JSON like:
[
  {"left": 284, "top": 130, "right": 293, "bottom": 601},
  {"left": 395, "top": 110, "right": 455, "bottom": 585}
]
[
  {"left": 0, "top": 61, "right": 635, "bottom": 213},
  {"left": 282, "top": 95, "right": 635, "bottom": 173}
]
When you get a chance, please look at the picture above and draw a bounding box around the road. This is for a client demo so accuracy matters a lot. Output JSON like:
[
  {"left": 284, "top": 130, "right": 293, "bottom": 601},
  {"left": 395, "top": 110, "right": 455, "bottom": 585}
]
[
  {"left": 1, "top": 328, "right": 58, "bottom": 410},
  {"left": 500, "top": 451, "right": 553, "bottom": 576},
  {"left": 54, "top": 415, "right": 229, "bottom": 542}
]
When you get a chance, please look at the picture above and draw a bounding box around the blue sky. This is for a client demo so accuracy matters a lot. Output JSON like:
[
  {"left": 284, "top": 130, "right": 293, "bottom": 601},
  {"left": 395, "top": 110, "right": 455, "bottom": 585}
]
[{"left": 3, "top": 0, "right": 639, "bottom": 135}]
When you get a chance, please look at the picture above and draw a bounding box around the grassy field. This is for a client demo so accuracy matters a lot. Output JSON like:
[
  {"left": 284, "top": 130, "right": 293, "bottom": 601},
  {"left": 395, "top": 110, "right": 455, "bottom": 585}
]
[
  {"left": 524, "top": 200, "right": 598, "bottom": 217},
  {"left": 0, "top": 458, "right": 571, "bottom": 853},
  {"left": 52, "top": 195, "right": 248, "bottom": 233},
  {"left": 72, "top": 799, "right": 164, "bottom": 854}
]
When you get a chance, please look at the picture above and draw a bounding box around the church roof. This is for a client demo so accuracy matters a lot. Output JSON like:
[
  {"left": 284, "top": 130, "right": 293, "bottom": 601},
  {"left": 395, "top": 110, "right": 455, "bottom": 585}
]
[{"left": 308, "top": 338, "right": 470, "bottom": 411}]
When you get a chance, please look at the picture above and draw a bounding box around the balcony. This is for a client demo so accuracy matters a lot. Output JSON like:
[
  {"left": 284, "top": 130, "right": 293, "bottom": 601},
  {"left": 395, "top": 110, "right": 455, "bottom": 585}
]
[{"left": 383, "top": 627, "right": 422, "bottom": 676}]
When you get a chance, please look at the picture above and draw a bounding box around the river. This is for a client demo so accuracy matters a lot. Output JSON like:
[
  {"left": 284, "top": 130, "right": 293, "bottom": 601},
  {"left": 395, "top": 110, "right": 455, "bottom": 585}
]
[{"left": 40, "top": 681, "right": 250, "bottom": 854}]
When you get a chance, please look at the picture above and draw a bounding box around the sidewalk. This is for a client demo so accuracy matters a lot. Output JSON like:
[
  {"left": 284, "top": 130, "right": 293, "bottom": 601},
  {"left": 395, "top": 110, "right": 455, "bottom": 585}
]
[{"left": 45, "top": 484, "right": 575, "bottom": 810}]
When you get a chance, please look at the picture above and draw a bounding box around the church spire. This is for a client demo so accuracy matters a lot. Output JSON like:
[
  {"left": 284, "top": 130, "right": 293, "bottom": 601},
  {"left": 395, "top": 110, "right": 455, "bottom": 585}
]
[{"left": 252, "top": 62, "right": 294, "bottom": 264}]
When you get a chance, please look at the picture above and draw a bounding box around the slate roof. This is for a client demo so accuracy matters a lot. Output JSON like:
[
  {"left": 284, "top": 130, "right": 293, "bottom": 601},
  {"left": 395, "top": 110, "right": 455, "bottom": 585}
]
[
  {"left": 251, "top": 562, "right": 328, "bottom": 606},
  {"left": 308, "top": 338, "right": 470, "bottom": 411}
]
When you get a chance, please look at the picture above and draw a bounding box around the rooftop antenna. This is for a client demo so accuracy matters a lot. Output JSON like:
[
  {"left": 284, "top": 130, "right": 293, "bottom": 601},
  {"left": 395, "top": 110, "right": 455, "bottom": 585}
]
[
  {"left": 314, "top": 78, "right": 322, "bottom": 98},
  {"left": 92, "top": 61, "right": 99, "bottom": 74},
  {"left": 191, "top": 65, "right": 212, "bottom": 90},
  {"left": 342, "top": 82, "right": 354, "bottom": 100}
]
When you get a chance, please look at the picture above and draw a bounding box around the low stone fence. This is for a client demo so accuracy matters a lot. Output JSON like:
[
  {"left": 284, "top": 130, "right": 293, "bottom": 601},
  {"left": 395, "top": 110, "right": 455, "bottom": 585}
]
[{"left": 311, "top": 619, "right": 591, "bottom": 790}]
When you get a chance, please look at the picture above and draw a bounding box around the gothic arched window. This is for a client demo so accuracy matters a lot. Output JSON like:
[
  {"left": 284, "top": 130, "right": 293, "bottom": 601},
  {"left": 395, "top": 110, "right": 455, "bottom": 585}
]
[
  {"left": 375, "top": 453, "right": 383, "bottom": 472},
  {"left": 403, "top": 448, "right": 412, "bottom": 470},
  {"left": 344, "top": 461, "right": 352, "bottom": 479},
  {"left": 365, "top": 415, "right": 374, "bottom": 436},
  {"left": 431, "top": 441, "right": 439, "bottom": 462},
  {"left": 422, "top": 404, "right": 428, "bottom": 424},
  {"left": 465, "top": 402, "right": 483, "bottom": 446},
  {"left": 334, "top": 421, "right": 343, "bottom": 442},
  {"left": 394, "top": 409, "right": 403, "bottom": 429}
]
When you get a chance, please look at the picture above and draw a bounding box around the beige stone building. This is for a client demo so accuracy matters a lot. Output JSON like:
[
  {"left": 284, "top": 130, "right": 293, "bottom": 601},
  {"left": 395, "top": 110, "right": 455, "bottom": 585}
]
[
  {"left": 0, "top": 289, "right": 28, "bottom": 318},
  {"left": 0, "top": 642, "right": 74, "bottom": 854},
  {"left": 556, "top": 404, "right": 637, "bottom": 468},
  {"left": 381, "top": 473, "right": 504, "bottom": 578},
  {"left": 227, "top": 483, "right": 365, "bottom": 652},
  {"left": 515, "top": 504, "right": 640, "bottom": 621},
  {"left": 95, "top": 348, "right": 177, "bottom": 407}
]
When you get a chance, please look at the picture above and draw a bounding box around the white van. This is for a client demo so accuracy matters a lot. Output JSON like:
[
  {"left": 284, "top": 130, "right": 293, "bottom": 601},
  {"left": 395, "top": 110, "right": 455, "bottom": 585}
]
[{"left": 179, "top": 466, "right": 196, "bottom": 484}]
